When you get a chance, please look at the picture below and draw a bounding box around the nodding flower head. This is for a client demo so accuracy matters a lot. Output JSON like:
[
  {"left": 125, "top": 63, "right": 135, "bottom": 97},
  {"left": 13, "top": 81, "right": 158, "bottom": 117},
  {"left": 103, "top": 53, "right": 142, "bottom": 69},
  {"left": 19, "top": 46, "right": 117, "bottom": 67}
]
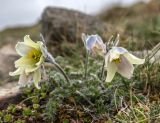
[
  {"left": 105, "top": 47, "right": 145, "bottom": 82},
  {"left": 81, "top": 33, "right": 106, "bottom": 56},
  {"left": 9, "top": 35, "right": 47, "bottom": 89}
]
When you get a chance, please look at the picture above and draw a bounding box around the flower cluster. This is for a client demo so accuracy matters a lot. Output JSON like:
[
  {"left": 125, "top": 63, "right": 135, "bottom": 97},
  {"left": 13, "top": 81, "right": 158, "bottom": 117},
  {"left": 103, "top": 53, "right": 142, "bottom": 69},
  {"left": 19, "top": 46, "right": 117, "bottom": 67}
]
[
  {"left": 82, "top": 34, "right": 145, "bottom": 82},
  {"left": 10, "top": 33, "right": 145, "bottom": 89}
]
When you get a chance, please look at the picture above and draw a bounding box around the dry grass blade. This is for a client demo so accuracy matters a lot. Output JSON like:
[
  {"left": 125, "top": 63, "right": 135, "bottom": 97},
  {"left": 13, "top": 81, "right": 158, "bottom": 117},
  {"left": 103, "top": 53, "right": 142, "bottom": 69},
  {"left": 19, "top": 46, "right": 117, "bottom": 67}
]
[{"left": 145, "top": 42, "right": 160, "bottom": 63}]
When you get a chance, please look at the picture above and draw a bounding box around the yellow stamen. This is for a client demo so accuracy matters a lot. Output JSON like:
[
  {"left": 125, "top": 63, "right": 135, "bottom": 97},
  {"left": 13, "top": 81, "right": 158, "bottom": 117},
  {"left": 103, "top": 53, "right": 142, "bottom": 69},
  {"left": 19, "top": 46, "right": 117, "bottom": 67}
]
[
  {"left": 112, "top": 58, "right": 121, "bottom": 64},
  {"left": 27, "top": 49, "right": 42, "bottom": 62}
]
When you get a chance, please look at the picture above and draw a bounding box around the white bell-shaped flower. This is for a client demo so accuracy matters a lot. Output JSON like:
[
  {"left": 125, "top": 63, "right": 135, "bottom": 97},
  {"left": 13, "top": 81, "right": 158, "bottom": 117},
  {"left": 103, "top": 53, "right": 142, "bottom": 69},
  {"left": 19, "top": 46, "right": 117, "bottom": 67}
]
[{"left": 105, "top": 47, "right": 145, "bottom": 82}]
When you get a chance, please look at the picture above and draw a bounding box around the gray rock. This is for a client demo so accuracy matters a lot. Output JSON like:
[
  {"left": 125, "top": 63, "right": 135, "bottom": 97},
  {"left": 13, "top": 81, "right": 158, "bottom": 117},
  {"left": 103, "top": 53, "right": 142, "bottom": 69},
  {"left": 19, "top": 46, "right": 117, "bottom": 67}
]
[{"left": 41, "top": 7, "right": 108, "bottom": 44}]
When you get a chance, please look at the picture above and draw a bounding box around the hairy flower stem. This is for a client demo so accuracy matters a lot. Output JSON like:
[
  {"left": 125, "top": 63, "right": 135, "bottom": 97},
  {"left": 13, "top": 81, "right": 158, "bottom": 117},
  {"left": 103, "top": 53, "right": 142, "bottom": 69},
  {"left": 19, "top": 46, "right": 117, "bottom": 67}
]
[
  {"left": 47, "top": 53, "right": 70, "bottom": 84},
  {"left": 84, "top": 51, "right": 89, "bottom": 79},
  {"left": 100, "top": 59, "right": 105, "bottom": 81},
  {"left": 54, "top": 62, "right": 70, "bottom": 84},
  {"left": 100, "top": 49, "right": 107, "bottom": 89}
]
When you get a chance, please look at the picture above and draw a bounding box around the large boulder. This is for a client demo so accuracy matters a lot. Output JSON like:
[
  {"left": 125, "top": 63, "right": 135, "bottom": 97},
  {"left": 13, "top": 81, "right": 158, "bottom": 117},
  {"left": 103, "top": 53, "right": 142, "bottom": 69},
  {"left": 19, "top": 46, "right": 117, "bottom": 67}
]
[{"left": 41, "top": 7, "right": 108, "bottom": 44}]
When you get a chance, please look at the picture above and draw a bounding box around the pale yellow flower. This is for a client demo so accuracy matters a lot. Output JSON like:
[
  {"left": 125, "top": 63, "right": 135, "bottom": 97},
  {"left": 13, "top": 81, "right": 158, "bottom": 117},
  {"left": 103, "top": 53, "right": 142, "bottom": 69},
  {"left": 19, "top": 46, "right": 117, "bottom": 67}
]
[
  {"left": 9, "top": 35, "right": 46, "bottom": 89},
  {"left": 105, "top": 47, "right": 145, "bottom": 82}
]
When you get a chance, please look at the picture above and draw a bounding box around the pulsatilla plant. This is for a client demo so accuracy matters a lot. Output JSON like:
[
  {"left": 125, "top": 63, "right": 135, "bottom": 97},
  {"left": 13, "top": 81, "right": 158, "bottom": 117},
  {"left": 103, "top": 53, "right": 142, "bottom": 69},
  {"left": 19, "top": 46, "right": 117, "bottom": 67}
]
[
  {"left": 81, "top": 33, "right": 145, "bottom": 82},
  {"left": 10, "top": 35, "right": 69, "bottom": 89},
  {"left": 10, "top": 33, "right": 145, "bottom": 89},
  {"left": 8, "top": 33, "right": 146, "bottom": 122}
]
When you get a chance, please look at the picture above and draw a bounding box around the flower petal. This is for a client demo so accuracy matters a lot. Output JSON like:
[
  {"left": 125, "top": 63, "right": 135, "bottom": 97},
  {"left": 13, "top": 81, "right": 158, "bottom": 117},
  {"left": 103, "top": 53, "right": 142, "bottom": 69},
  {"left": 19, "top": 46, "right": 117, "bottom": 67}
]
[
  {"left": 124, "top": 53, "right": 145, "bottom": 64},
  {"left": 109, "top": 47, "right": 129, "bottom": 62},
  {"left": 112, "top": 47, "right": 128, "bottom": 54},
  {"left": 25, "top": 65, "right": 39, "bottom": 74},
  {"left": 15, "top": 42, "right": 34, "bottom": 56},
  {"left": 18, "top": 72, "right": 28, "bottom": 86},
  {"left": 86, "top": 35, "right": 97, "bottom": 50},
  {"left": 95, "top": 34, "right": 104, "bottom": 45},
  {"left": 36, "top": 55, "right": 44, "bottom": 66},
  {"left": 38, "top": 41, "right": 47, "bottom": 58},
  {"left": 117, "top": 56, "right": 134, "bottom": 79},
  {"left": 105, "top": 53, "right": 110, "bottom": 68},
  {"left": 105, "top": 62, "right": 117, "bottom": 82},
  {"left": 9, "top": 68, "right": 23, "bottom": 76},
  {"left": 24, "top": 35, "right": 40, "bottom": 50},
  {"left": 33, "top": 69, "right": 41, "bottom": 89},
  {"left": 109, "top": 51, "right": 120, "bottom": 62},
  {"left": 18, "top": 73, "right": 33, "bottom": 87},
  {"left": 86, "top": 35, "right": 101, "bottom": 50},
  {"left": 95, "top": 35, "right": 106, "bottom": 55},
  {"left": 15, "top": 56, "right": 35, "bottom": 68}
]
